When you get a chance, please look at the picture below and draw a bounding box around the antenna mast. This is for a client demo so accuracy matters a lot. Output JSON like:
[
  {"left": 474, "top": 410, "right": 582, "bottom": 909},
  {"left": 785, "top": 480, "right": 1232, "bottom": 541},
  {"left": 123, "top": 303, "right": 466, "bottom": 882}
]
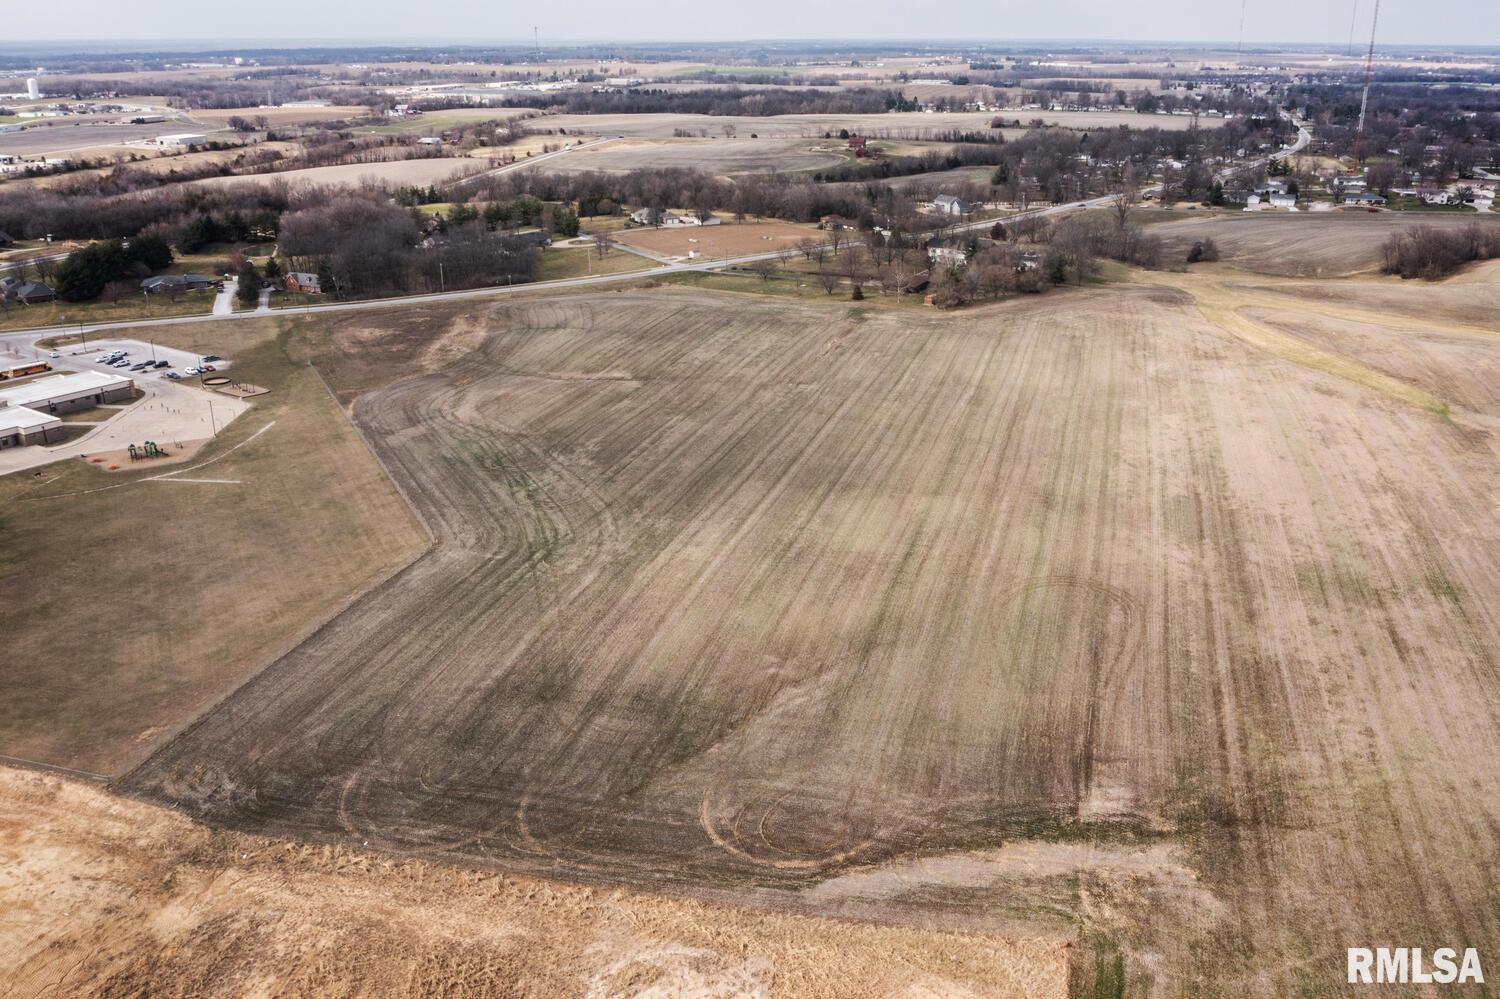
[
  {"left": 1236, "top": 0, "right": 1248, "bottom": 61},
  {"left": 1354, "top": 0, "right": 1381, "bottom": 162},
  {"left": 1345, "top": 0, "right": 1360, "bottom": 57},
  {"left": 533, "top": 26, "right": 541, "bottom": 63}
]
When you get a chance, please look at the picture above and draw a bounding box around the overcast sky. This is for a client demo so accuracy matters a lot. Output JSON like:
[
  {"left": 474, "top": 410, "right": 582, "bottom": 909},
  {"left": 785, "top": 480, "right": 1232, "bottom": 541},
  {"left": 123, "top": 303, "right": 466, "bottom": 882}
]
[{"left": 7, "top": 1, "right": 1498, "bottom": 48}]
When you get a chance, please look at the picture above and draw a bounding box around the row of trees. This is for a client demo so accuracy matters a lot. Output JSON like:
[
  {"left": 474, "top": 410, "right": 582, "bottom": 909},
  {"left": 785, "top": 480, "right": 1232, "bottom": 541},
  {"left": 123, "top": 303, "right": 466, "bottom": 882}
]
[
  {"left": 51, "top": 235, "right": 174, "bottom": 302},
  {"left": 1380, "top": 224, "right": 1500, "bottom": 280},
  {"left": 500, "top": 86, "right": 911, "bottom": 117},
  {"left": 277, "top": 195, "right": 540, "bottom": 298}
]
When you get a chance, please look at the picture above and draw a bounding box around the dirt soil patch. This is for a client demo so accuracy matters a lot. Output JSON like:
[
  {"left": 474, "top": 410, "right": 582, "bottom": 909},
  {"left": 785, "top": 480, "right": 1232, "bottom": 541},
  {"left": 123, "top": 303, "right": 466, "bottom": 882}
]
[
  {"left": 83, "top": 437, "right": 211, "bottom": 471},
  {"left": 616, "top": 220, "right": 820, "bottom": 258},
  {"left": 0, "top": 766, "right": 1067, "bottom": 998}
]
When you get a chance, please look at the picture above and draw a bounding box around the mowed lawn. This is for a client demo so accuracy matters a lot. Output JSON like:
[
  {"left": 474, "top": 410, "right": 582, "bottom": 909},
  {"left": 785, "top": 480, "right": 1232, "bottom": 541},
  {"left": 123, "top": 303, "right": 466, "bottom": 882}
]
[
  {"left": 0, "top": 320, "right": 427, "bottom": 774},
  {"left": 117, "top": 279, "right": 1500, "bottom": 995}
]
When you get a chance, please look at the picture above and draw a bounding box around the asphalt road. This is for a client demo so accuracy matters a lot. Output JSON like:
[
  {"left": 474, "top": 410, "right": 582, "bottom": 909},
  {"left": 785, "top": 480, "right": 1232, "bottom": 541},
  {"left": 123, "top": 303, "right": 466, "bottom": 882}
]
[{"left": 0, "top": 121, "right": 1313, "bottom": 352}]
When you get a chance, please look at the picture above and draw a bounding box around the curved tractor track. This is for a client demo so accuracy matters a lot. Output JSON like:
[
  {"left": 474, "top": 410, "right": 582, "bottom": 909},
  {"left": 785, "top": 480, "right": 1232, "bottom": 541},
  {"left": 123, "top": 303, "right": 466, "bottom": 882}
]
[
  {"left": 121, "top": 286, "right": 1500, "bottom": 993},
  {"left": 121, "top": 293, "right": 1149, "bottom": 888}
]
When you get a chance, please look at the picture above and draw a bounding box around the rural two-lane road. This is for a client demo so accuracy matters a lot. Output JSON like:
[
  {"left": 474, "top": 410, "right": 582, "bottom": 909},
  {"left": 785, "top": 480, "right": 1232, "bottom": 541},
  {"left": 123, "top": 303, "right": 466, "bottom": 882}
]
[{"left": 0, "top": 119, "right": 1312, "bottom": 354}]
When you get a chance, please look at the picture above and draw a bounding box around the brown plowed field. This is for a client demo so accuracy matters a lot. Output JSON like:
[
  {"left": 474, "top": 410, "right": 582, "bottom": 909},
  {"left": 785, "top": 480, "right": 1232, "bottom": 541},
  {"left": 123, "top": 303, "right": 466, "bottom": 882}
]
[
  {"left": 119, "top": 272, "right": 1500, "bottom": 994},
  {"left": 1151, "top": 212, "right": 1500, "bottom": 276},
  {"left": 616, "top": 220, "right": 822, "bottom": 257}
]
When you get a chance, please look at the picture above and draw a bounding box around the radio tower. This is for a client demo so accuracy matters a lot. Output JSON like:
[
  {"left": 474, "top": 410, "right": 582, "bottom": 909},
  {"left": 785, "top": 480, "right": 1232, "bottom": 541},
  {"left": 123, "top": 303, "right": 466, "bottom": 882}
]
[
  {"left": 1236, "top": 0, "right": 1248, "bottom": 61},
  {"left": 1345, "top": 0, "right": 1360, "bottom": 57},
  {"left": 1353, "top": 0, "right": 1382, "bottom": 162},
  {"left": 533, "top": 26, "right": 541, "bottom": 62}
]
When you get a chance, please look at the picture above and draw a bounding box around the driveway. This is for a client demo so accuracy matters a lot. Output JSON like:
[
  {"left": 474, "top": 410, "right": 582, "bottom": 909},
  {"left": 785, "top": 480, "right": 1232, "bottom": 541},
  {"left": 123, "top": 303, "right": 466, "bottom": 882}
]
[{"left": 213, "top": 280, "right": 237, "bottom": 316}]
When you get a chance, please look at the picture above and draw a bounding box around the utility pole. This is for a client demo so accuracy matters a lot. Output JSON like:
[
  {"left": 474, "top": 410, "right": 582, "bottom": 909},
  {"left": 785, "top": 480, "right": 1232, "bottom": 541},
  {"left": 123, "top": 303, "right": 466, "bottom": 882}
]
[{"left": 1354, "top": 0, "right": 1382, "bottom": 163}]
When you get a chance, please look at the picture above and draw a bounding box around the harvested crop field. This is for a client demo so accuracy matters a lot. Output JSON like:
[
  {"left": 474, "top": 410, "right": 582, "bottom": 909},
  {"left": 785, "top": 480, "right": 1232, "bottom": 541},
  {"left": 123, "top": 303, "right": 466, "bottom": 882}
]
[
  {"left": 122, "top": 270, "right": 1500, "bottom": 994},
  {"left": 529, "top": 136, "right": 846, "bottom": 176},
  {"left": 537, "top": 109, "right": 1216, "bottom": 139},
  {"left": 615, "top": 220, "right": 820, "bottom": 258},
  {"left": 0, "top": 121, "right": 196, "bottom": 156},
  {"left": 191, "top": 104, "right": 368, "bottom": 125},
  {"left": 1151, "top": 211, "right": 1500, "bottom": 276},
  {"left": 186, "top": 156, "right": 484, "bottom": 191}
]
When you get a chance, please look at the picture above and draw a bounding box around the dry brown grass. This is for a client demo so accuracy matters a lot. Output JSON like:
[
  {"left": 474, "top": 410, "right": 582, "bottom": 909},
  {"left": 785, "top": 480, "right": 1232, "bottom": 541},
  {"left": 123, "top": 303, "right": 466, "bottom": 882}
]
[{"left": 0, "top": 319, "right": 427, "bottom": 775}]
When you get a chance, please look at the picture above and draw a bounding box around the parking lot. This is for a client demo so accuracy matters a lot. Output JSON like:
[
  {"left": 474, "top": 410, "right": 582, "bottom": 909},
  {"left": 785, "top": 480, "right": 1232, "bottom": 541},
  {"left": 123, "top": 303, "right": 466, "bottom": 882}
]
[
  {"left": 0, "top": 339, "right": 247, "bottom": 477},
  {"left": 63, "top": 339, "right": 231, "bottom": 381}
]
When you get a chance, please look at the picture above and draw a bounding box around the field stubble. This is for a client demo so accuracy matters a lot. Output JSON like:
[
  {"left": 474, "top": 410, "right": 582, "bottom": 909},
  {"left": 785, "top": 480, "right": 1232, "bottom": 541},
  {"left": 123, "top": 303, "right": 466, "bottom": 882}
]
[{"left": 117, "top": 274, "right": 1500, "bottom": 994}]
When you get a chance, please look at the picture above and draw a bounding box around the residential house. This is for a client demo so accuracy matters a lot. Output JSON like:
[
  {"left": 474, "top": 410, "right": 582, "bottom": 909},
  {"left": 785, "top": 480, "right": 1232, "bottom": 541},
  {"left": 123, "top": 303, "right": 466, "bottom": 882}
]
[
  {"left": 1267, "top": 192, "right": 1297, "bottom": 209},
  {"left": 0, "top": 276, "right": 21, "bottom": 298},
  {"left": 928, "top": 194, "right": 973, "bottom": 217},
  {"left": 629, "top": 206, "right": 673, "bottom": 226},
  {"left": 284, "top": 272, "right": 322, "bottom": 294},
  {"left": 13, "top": 281, "right": 55, "bottom": 304},
  {"left": 141, "top": 275, "right": 187, "bottom": 294},
  {"left": 507, "top": 230, "right": 553, "bottom": 248},
  {"left": 926, "top": 235, "right": 971, "bottom": 266}
]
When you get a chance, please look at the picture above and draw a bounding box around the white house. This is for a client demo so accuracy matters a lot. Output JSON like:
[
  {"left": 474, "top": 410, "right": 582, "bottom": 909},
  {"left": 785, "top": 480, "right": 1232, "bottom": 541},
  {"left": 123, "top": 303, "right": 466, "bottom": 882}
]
[{"left": 927, "top": 194, "right": 973, "bottom": 217}]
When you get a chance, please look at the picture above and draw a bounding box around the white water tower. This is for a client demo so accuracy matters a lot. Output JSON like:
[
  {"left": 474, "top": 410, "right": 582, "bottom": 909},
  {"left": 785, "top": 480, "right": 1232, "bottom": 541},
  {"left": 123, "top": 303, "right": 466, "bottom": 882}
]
[{"left": 26, "top": 78, "right": 39, "bottom": 100}]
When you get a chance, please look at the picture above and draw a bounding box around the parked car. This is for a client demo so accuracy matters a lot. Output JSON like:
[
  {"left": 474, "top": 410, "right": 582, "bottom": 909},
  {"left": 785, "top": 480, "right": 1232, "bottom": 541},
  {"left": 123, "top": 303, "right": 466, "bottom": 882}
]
[
  {"left": 154, "top": 360, "right": 170, "bottom": 368},
  {"left": 129, "top": 362, "right": 149, "bottom": 371},
  {"left": 47, "top": 351, "right": 59, "bottom": 358},
  {"left": 201, "top": 364, "right": 217, "bottom": 372},
  {"left": 203, "top": 355, "right": 223, "bottom": 362},
  {"left": 184, "top": 366, "right": 201, "bottom": 375},
  {"left": 164, "top": 371, "right": 182, "bottom": 380},
  {"left": 111, "top": 359, "right": 131, "bottom": 368}
]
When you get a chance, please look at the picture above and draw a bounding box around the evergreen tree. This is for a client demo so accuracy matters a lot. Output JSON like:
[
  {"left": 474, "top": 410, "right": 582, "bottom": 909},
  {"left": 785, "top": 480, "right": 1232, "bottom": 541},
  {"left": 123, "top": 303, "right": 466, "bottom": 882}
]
[{"left": 235, "top": 260, "right": 263, "bottom": 305}]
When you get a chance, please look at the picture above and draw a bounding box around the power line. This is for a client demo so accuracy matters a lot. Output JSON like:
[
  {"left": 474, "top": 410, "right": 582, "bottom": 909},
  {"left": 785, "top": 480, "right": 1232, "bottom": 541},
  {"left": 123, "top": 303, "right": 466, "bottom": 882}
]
[{"left": 1346, "top": 0, "right": 1360, "bottom": 57}]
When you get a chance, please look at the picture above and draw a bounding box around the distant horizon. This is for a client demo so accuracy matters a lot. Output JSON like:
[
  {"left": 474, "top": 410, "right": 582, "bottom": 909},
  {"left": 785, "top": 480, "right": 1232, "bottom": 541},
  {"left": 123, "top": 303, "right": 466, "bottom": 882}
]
[
  {"left": 5, "top": 37, "right": 1500, "bottom": 53},
  {"left": 5, "top": 0, "right": 1499, "bottom": 50}
]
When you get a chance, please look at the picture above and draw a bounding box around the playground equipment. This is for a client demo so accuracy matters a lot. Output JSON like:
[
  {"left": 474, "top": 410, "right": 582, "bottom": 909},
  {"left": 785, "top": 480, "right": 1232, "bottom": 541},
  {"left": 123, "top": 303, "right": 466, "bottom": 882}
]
[{"left": 127, "top": 441, "right": 169, "bottom": 461}]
